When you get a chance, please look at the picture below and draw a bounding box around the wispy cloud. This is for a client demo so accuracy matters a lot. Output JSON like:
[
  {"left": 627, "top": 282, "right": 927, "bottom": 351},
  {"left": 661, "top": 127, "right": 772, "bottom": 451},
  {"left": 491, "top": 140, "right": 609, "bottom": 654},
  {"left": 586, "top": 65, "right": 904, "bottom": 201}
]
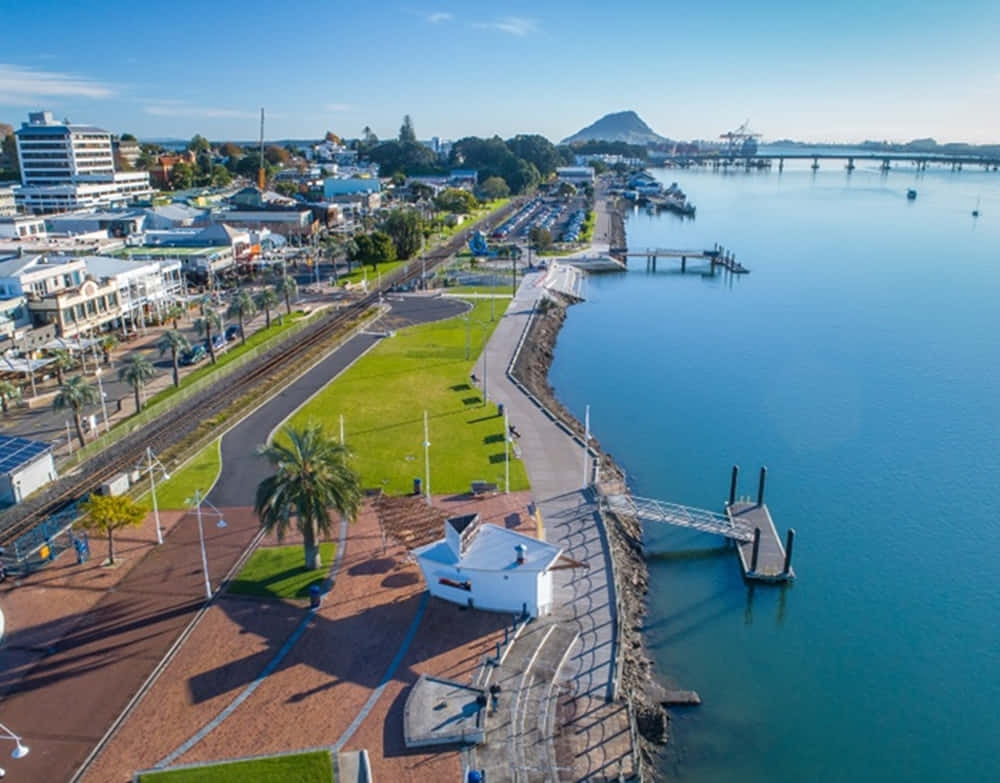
[
  {"left": 143, "top": 101, "right": 257, "bottom": 119},
  {"left": 427, "top": 11, "right": 453, "bottom": 23},
  {"left": 0, "top": 63, "right": 115, "bottom": 104},
  {"left": 325, "top": 103, "right": 355, "bottom": 112},
  {"left": 474, "top": 16, "right": 537, "bottom": 36}
]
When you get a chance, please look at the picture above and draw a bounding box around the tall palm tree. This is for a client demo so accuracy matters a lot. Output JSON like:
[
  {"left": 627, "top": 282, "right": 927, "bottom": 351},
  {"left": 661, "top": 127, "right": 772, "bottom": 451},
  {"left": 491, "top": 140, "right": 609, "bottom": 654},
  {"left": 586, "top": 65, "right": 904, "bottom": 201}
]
[
  {"left": 100, "top": 334, "right": 119, "bottom": 366},
  {"left": 158, "top": 329, "right": 191, "bottom": 387},
  {"left": 53, "top": 375, "right": 98, "bottom": 447},
  {"left": 275, "top": 275, "right": 298, "bottom": 317},
  {"left": 164, "top": 302, "right": 185, "bottom": 329},
  {"left": 0, "top": 380, "right": 21, "bottom": 414},
  {"left": 194, "top": 309, "right": 223, "bottom": 364},
  {"left": 255, "top": 424, "right": 362, "bottom": 570},
  {"left": 226, "top": 289, "right": 256, "bottom": 346},
  {"left": 254, "top": 288, "right": 280, "bottom": 329},
  {"left": 118, "top": 353, "right": 155, "bottom": 413},
  {"left": 48, "top": 348, "right": 76, "bottom": 386}
]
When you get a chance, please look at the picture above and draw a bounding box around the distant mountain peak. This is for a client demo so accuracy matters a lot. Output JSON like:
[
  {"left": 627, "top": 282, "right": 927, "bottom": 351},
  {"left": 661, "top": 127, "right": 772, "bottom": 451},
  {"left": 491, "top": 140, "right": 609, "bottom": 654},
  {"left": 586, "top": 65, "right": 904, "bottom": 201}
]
[{"left": 562, "top": 110, "right": 670, "bottom": 145}]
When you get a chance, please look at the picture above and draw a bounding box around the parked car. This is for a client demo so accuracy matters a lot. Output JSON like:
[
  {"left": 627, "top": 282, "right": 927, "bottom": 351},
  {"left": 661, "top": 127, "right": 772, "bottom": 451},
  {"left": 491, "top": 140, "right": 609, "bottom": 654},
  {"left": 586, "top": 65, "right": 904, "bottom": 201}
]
[
  {"left": 224, "top": 324, "right": 242, "bottom": 342},
  {"left": 203, "top": 334, "right": 225, "bottom": 352},
  {"left": 179, "top": 344, "right": 208, "bottom": 366}
]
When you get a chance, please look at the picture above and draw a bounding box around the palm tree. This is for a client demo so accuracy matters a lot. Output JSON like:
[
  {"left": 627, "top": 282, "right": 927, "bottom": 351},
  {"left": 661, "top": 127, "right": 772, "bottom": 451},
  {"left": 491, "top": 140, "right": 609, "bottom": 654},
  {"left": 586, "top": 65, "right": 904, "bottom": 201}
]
[
  {"left": 275, "top": 275, "right": 298, "bottom": 317},
  {"left": 158, "top": 329, "right": 191, "bottom": 387},
  {"left": 255, "top": 424, "right": 361, "bottom": 570},
  {"left": 48, "top": 348, "right": 76, "bottom": 386},
  {"left": 254, "top": 288, "right": 280, "bottom": 329},
  {"left": 194, "top": 309, "right": 223, "bottom": 364},
  {"left": 226, "top": 289, "right": 256, "bottom": 346},
  {"left": 100, "top": 334, "right": 119, "bottom": 366},
  {"left": 0, "top": 380, "right": 21, "bottom": 414},
  {"left": 53, "top": 375, "right": 98, "bottom": 447},
  {"left": 164, "top": 302, "right": 185, "bottom": 329},
  {"left": 119, "top": 353, "right": 155, "bottom": 413}
]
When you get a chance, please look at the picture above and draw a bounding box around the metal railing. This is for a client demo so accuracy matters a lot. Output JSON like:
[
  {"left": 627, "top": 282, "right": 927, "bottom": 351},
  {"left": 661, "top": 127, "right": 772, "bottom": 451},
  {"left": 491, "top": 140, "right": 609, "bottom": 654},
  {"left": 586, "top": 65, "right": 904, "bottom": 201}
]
[{"left": 605, "top": 494, "right": 753, "bottom": 541}]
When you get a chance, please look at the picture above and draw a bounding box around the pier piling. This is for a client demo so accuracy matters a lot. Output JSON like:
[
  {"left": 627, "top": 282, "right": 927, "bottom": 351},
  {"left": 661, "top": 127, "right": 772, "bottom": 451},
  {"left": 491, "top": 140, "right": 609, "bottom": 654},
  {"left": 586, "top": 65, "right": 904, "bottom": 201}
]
[
  {"left": 750, "top": 528, "right": 761, "bottom": 572},
  {"left": 783, "top": 528, "right": 795, "bottom": 575},
  {"left": 729, "top": 464, "right": 739, "bottom": 506},
  {"left": 757, "top": 466, "right": 767, "bottom": 507}
]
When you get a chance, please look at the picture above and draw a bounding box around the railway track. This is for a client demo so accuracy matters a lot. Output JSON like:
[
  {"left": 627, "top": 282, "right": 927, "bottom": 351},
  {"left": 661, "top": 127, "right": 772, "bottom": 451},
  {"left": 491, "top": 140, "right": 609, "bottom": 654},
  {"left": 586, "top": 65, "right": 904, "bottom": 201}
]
[{"left": 0, "top": 199, "right": 520, "bottom": 549}]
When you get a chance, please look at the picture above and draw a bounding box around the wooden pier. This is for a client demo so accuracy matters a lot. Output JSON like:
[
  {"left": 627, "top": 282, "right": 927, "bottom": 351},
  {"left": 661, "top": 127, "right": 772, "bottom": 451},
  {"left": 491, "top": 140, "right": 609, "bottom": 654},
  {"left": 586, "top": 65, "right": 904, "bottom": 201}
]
[
  {"left": 623, "top": 245, "right": 749, "bottom": 274},
  {"left": 604, "top": 465, "right": 794, "bottom": 583}
]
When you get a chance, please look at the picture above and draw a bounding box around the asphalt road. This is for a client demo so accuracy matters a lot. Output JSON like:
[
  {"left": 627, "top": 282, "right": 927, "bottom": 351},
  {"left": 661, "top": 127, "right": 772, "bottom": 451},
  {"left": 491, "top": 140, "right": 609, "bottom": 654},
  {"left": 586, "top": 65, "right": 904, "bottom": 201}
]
[{"left": 0, "top": 293, "right": 469, "bottom": 783}]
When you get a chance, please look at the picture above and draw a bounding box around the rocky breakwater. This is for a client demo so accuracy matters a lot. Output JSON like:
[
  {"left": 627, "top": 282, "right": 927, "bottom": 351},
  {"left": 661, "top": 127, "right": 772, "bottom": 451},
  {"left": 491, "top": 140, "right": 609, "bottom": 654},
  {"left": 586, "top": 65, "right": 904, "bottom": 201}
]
[{"left": 510, "top": 291, "right": 670, "bottom": 771}]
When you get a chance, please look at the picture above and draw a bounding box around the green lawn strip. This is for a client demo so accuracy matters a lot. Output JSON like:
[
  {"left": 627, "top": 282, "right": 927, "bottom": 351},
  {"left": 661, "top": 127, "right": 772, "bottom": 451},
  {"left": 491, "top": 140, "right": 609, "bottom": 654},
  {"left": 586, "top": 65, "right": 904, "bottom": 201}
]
[
  {"left": 228, "top": 543, "right": 336, "bottom": 599},
  {"left": 285, "top": 299, "right": 529, "bottom": 495},
  {"left": 443, "top": 285, "right": 514, "bottom": 296},
  {"left": 335, "top": 259, "right": 405, "bottom": 287},
  {"left": 138, "top": 439, "right": 221, "bottom": 512},
  {"left": 146, "top": 312, "right": 305, "bottom": 407},
  {"left": 137, "top": 750, "right": 334, "bottom": 782}
]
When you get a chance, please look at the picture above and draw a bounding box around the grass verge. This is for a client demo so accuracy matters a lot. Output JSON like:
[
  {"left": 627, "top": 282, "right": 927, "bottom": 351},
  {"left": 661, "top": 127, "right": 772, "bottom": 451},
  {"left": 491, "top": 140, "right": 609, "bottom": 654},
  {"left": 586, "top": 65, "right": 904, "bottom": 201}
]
[
  {"left": 137, "top": 750, "right": 334, "bottom": 782},
  {"left": 139, "top": 439, "right": 221, "bottom": 511},
  {"left": 285, "top": 299, "right": 529, "bottom": 495},
  {"left": 228, "top": 543, "right": 337, "bottom": 599}
]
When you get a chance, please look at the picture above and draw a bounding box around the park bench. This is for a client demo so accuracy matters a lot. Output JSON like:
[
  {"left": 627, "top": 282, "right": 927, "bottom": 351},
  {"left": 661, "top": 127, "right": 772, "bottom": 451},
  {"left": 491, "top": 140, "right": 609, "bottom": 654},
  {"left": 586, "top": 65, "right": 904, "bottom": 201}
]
[{"left": 470, "top": 480, "right": 498, "bottom": 498}]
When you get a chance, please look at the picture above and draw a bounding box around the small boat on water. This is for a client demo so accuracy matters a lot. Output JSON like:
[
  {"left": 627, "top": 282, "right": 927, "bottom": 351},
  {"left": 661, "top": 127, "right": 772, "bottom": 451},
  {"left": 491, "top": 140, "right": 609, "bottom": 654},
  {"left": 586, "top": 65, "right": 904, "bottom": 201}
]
[
  {"left": 907, "top": 189, "right": 917, "bottom": 200},
  {"left": 972, "top": 197, "right": 981, "bottom": 218}
]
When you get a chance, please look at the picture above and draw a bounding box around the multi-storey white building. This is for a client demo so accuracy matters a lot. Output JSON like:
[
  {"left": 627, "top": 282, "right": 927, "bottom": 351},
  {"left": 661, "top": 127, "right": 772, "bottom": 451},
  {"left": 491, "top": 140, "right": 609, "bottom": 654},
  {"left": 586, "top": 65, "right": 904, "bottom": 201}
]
[
  {"left": 0, "top": 185, "right": 15, "bottom": 216},
  {"left": 14, "top": 112, "right": 152, "bottom": 214}
]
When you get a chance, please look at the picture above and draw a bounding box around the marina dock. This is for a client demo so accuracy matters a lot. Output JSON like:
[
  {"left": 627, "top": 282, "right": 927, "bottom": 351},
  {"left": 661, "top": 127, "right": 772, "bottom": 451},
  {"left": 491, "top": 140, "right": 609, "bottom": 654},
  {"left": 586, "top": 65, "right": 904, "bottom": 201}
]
[
  {"left": 604, "top": 465, "right": 794, "bottom": 583},
  {"left": 622, "top": 245, "right": 749, "bottom": 274}
]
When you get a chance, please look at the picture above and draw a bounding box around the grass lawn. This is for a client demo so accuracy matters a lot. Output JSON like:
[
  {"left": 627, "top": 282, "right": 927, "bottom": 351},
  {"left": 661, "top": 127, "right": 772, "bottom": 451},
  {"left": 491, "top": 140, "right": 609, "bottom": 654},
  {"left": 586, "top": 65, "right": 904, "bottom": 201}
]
[
  {"left": 228, "top": 543, "right": 337, "bottom": 599},
  {"left": 285, "top": 299, "right": 530, "bottom": 495},
  {"left": 140, "top": 439, "right": 221, "bottom": 511},
  {"left": 137, "top": 750, "right": 333, "bottom": 782},
  {"left": 336, "top": 260, "right": 405, "bottom": 287}
]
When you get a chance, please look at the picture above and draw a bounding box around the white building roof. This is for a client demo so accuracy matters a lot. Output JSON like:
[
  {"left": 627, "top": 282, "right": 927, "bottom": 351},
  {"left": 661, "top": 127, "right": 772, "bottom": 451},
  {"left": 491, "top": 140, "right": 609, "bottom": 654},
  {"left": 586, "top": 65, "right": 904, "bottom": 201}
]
[{"left": 414, "top": 522, "right": 561, "bottom": 573}]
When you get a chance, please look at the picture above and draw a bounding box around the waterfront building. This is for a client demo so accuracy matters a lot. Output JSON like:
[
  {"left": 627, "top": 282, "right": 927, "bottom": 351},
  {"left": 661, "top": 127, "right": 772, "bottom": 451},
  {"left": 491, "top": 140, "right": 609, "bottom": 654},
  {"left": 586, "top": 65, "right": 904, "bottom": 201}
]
[
  {"left": 13, "top": 112, "right": 153, "bottom": 214},
  {"left": 0, "top": 215, "right": 46, "bottom": 240},
  {"left": 412, "top": 514, "right": 562, "bottom": 619},
  {"left": 556, "top": 166, "right": 596, "bottom": 185}
]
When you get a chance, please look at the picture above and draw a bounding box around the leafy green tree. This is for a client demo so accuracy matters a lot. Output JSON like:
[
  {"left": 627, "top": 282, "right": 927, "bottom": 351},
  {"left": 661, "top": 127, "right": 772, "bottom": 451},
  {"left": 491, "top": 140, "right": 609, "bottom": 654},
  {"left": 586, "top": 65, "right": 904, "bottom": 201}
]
[
  {"left": 0, "top": 380, "right": 21, "bottom": 414},
  {"left": 53, "top": 375, "right": 98, "bottom": 447},
  {"left": 275, "top": 275, "right": 298, "bottom": 316},
  {"left": 382, "top": 210, "right": 424, "bottom": 259},
  {"left": 188, "top": 134, "right": 211, "bottom": 153},
  {"left": 227, "top": 289, "right": 257, "bottom": 346},
  {"left": 254, "top": 424, "right": 362, "bottom": 570},
  {"left": 274, "top": 181, "right": 298, "bottom": 198},
  {"left": 80, "top": 494, "right": 146, "bottom": 566},
  {"left": 265, "top": 145, "right": 291, "bottom": 165},
  {"left": 2, "top": 132, "right": 19, "bottom": 175},
  {"left": 194, "top": 309, "right": 223, "bottom": 364},
  {"left": 47, "top": 348, "right": 76, "bottom": 386},
  {"left": 399, "top": 114, "right": 417, "bottom": 143},
  {"left": 530, "top": 226, "right": 553, "bottom": 251},
  {"left": 120, "top": 133, "right": 137, "bottom": 142},
  {"left": 353, "top": 232, "right": 396, "bottom": 269},
  {"left": 119, "top": 353, "right": 155, "bottom": 413},
  {"left": 170, "top": 161, "right": 195, "bottom": 189},
  {"left": 158, "top": 329, "right": 191, "bottom": 387},
  {"left": 211, "top": 164, "right": 232, "bottom": 187},
  {"left": 164, "top": 302, "right": 185, "bottom": 329},
  {"left": 434, "top": 188, "right": 478, "bottom": 214},
  {"left": 506, "top": 134, "right": 563, "bottom": 177},
  {"left": 100, "top": 334, "right": 119, "bottom": 366},
  {"left": 254, "top": 287, "right": 280, "bottom": 329},
  {"left": 478, "top": 176, "right": 510, "bottom": 201}
]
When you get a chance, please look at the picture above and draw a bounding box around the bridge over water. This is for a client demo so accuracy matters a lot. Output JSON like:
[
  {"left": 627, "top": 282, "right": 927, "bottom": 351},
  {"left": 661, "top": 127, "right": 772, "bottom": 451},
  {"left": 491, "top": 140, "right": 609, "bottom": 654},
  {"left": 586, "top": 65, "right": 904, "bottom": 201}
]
[{"left": 671, "top": 152, "right": 1000, "bottom": 172}]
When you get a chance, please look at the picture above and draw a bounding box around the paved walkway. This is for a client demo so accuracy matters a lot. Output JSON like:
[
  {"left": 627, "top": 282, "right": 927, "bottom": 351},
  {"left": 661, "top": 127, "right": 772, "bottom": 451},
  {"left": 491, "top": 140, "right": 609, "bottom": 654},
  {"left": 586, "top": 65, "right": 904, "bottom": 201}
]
[{"left": 472, "top": 273, "right": 627, "bottom": 779}]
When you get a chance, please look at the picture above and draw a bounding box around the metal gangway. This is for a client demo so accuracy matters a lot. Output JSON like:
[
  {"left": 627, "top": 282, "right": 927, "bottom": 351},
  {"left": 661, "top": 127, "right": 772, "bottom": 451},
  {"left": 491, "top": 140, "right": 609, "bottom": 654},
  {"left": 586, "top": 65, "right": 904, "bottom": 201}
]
[{"left": 604, "top": 494, "right": 754, "bottom": 542}]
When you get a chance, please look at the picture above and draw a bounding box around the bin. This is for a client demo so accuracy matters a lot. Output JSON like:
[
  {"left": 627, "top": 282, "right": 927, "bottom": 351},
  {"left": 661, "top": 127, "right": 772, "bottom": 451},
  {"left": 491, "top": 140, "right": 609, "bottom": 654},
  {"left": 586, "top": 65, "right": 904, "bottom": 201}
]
[
  {"left": 309, "top": 584, "right": 322, "bottom": 609},
  {"left": 413, "top": 477, "right": 422, "bottom": 495},
  {"left": 497, "top": 403, "right": 504, "bottom": 417}
]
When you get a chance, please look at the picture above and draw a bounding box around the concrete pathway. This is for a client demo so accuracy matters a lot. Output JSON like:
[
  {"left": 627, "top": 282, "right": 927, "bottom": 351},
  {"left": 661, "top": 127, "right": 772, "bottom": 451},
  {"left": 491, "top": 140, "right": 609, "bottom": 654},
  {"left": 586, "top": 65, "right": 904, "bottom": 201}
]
[{"left": 472, "top": 274, "right": 625, "bottom": 778}]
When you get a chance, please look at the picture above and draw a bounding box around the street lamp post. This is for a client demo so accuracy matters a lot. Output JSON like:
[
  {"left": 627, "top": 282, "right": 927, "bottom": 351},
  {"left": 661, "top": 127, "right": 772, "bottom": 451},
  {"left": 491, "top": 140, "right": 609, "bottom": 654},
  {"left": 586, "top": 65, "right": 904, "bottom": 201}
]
[
  {"left": 94, "top": 367, "right": 110, "bottom": 434},
  {"left": 144, "top": 447, "right": 170, "bottom": 545},
  {"left": 504, "top": 407, "right": 510, "bottom": 494},
  {"left": 423, "top": 410, "right": 431, "bottom": 506},
  {"left": 187, "top": 489, "right": 227, "bottom": 600},
  {"left": 0, "top": 720, "right": 30, "bottom": 777}
]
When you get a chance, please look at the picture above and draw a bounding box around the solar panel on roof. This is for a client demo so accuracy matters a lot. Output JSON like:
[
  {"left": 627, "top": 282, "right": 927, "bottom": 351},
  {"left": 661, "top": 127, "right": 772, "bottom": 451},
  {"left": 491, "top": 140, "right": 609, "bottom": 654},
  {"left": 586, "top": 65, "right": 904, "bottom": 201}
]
[{"left": 0, "top": 435, "right": 51, "bottom": 474}]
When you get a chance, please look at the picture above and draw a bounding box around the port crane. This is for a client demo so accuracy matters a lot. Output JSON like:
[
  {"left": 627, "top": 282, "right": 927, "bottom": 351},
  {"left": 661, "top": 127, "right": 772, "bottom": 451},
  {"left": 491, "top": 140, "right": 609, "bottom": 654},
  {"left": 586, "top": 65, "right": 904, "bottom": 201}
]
[{"left": 720, "top": 119, "right": 762, "bottom": 156}]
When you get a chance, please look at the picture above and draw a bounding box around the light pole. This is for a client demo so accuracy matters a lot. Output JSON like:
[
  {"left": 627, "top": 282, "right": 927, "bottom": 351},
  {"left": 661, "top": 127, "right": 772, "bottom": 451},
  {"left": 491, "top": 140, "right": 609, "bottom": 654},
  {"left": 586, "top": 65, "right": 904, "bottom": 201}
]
[
  {"left": 186, "top": 489, "right": 227, "bottom": 600},
  {"left": 0, "top": 720, "right": 30, "bottom": 777},
  {"left": 582, "top": 404, "right": 590, "bottom": 489},
  {"left": 144, "top": 447, "right": 171, "bottom": 545},
  {"left": 423, "top": 410, "right": 431, "bottom": 506},
  {"left": 504, "top": 407, "right": 510, "bottom": 494},
  {"left": 94, "top": 367, "right": 110, "bottom": 434},
  {"left": 65, "top": 420, "right": 73, "bottom": 455}
]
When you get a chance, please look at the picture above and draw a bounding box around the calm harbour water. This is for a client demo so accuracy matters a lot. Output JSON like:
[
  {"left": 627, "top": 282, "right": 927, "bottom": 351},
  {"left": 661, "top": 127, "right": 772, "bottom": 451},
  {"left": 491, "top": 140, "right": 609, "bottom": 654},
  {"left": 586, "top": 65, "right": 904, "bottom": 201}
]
[{"left": 549, "top": 162, "right": 1000, "bottom": 782}]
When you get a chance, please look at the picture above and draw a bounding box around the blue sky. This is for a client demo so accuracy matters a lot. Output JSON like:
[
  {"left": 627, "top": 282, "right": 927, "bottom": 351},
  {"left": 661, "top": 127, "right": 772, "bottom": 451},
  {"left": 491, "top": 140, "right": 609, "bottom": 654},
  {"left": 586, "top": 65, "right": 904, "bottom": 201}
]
[{"left": 2, "top": 0, "right": 998, "bottom": 144}]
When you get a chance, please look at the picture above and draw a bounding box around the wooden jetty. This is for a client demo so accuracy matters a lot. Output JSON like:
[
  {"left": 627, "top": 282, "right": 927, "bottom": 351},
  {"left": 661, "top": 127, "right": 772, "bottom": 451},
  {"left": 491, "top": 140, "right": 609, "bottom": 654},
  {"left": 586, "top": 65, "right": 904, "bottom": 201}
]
[
  {"left": 623, "top": 244, "right": 749, "bottom": 274},
  {"left": 604, "top": 465, "right": 794, "bottom": 584}
]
